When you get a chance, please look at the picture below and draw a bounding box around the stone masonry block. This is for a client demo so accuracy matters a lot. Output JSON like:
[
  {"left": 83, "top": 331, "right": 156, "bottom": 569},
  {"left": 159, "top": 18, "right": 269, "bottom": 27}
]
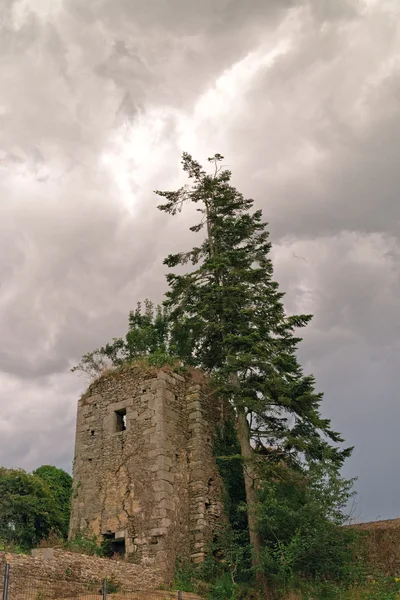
[
  {"left": 191, "top": 469, "right": 206, "bottom": 481},
  {"left": 186, "top": 393, "right": 201, "bottom": 402},
  {"left": 158, "top": 498, "right": 175, "bottom": 511},
  {"left": 188, "top": 410, "right": 203, "bottom": 420},
  {"left": 157, "top": 371, "right": 176, "bottom": 385},
  {"left": 188, "top": 423, "right": 203, "bottom": 433},
  {"left": 149, "top": 395, "right": 165, "bottom": 411},
  {"left": 163, "top": 390, "right": 177, "bottom": 402},
  {"left": 151, "top": 378, "right": 167, "bottom": 390},
  {"left": 156, "top": 455, "right": 173, "bottom": 470},
  {"left": 148, "top": 527, "right": 167, "bottom": 537},
  {"left": 193, "top": 541, "right": 204, "bottom": 550},
  {"left": 152, "top": 508, "right": 168, "bottom": 519},
  {"left": 152, "top": 480, "right": 173, "bottom": 494},
  {"left": 187, "top": 384, "right": 202, "bottom": 391},
  {"left": 191, "top": 552, "right": 205, "bottom": 563},
  {"left": 172, "top": 372, "right": 185, "bottom": 382},
  {"left": 187, "top": 401, "right": 201, "bottom": 411},
  {"left": 137, "top": 409, "right": 152, "bottom": 422},
  {"left": 109, "top": 399, "right": 131, "bottom": 413},
  {"left": 164, "top": 408, "right": 179, "bottom": 421},
  {"left": 154, "top": 491, "right": 168, "bottom": 503},
  {"left": 155, "top": 421, "right": 175, "bottom": 436},
  {"left": 148, "top": 448, "right": 170, "bottom": 459},
  {"left": 142, "top": 426, "right": 157, "bottom": 437},
  {"left": 157, "top": 469, "right": 175, "bottom": 484},
  {"left": 160, "top": 518, "right": 171, "bottom": 528}
]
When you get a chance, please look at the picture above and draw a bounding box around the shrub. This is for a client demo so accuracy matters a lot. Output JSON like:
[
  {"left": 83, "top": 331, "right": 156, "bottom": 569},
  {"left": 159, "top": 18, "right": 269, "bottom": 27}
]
[{"left": 66, "top": 530, "right": 104, "bottom": 556}]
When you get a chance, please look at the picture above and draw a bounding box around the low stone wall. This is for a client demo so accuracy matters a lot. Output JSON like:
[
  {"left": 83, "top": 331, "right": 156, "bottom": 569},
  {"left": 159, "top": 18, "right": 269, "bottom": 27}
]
[
  {"left": 1, "top": 548, "right": 164, "bottom": 597},
  {"left": 350, "top": 518, "right": 400, "bottom": 576}
]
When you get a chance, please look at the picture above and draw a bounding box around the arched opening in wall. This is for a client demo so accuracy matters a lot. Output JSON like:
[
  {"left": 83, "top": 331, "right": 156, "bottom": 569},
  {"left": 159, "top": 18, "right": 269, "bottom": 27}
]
[{"left": 102, "top": 532, "right": 126, "bottom": 557}]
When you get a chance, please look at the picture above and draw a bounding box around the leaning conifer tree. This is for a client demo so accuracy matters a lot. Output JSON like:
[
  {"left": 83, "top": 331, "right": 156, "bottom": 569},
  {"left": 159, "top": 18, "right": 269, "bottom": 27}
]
[{"left": 156, "top": 153, "right": 351, "bottom": 571}]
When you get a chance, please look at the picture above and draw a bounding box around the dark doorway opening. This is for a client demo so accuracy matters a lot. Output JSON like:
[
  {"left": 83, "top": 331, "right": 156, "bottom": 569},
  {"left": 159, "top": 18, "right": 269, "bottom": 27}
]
[{"left": 102, "top": 533, "right": 126, "bottom": 556}]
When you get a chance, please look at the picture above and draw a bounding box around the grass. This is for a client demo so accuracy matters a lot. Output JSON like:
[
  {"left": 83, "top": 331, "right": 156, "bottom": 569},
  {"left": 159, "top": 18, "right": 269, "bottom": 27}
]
[
  {"left": 189, "top": 575, "right": 400, "bottom": 599},
  {"left": 283, "top": 576, "right": 400, "bottom": 600}
]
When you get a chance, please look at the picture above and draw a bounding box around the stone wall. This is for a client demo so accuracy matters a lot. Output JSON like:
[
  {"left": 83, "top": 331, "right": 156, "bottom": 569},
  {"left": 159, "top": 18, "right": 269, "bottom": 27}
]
[
  {"left": 349, "top": 518, "right": 400, "bottom": 576},
  {"left": 0, "top": 548, "right": 163, "bottom": 597},
  {"left": 69, "top": 365, "right": 225, "bottom": 581}
]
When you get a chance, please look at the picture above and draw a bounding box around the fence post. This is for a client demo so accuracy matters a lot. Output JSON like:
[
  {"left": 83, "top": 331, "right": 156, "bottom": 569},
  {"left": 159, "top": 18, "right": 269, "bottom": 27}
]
[
  {"left": 2, "top": 564, "right": 10, "bottom": 600},
  {"left": 102, "top": 579, "right": 107, "bottom": 600},
  {"left": 177, "top": 591, "right": 182, "bottom": 600}
]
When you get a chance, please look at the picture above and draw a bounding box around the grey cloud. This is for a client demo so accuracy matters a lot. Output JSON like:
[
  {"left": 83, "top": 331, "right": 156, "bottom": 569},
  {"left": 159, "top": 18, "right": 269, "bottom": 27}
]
[
  {"left": 214, "top": 3, "right": 400, "bottom": 242},
  {"left": 0, "top": 173, "right": 172, "bottom": 378},
  {"left": 0, "top": 0, "right": 399, "bottom": 522},
  {"left": 0, "top": 0, "right": 295, "bottom": 166},
  {"left": 0, "top": 372, "right": 79, "bottom": 473}
]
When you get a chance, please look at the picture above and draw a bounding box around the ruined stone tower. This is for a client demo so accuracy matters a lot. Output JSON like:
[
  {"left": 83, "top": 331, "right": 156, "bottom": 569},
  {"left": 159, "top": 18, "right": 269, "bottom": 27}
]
[{"left": 69, "top": 365, "right": 225, "bottom": 578}]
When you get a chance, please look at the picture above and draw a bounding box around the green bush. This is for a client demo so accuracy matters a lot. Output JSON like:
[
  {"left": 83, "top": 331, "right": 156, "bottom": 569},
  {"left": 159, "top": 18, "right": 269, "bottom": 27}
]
[
  {"left": 0, "top": 538, "right": 27, "bottom": 554},
  {"left": 207, "top": 572, "right": 239, "bottom": 600},
  {"left": 173, "top": 560, "right": 199, "bottom": 593},
  {"left": 105, "top": 574, "right": 121, "bottom": 594},
  {"left": 66, "top": 529, "right": 104, "bottom": 556},
  {"left": 257, "top": 459, "right": 360, "bottom": 587}
]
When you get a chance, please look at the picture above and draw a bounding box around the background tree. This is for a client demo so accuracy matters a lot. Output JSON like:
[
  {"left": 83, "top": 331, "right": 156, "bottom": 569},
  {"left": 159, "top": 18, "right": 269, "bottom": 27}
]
[
  {"left": 71, "top": 300, "right": 175, "bottom": 378},
  {"left": 155, "top": 152, "right": 352, "bottom": 570},
  {"left": 257, "top": 458, "right": 358, "bottom": 585},
  {"left": 0, "top": 467, "right": 65, "bottom": 550},
  {"left": 34, "top": 465, "right": 72, "bottom": 539}
]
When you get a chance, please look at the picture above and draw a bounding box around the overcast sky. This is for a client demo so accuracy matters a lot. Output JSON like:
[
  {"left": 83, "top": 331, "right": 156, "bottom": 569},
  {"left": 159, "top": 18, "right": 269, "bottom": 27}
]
[{"left": 1, "top": 0, "right": 399, "bottom": 523}]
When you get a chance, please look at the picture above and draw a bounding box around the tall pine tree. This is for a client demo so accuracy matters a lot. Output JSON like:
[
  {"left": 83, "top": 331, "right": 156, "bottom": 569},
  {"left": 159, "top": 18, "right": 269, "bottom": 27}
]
[{"left": 156, "top": 153, "right": 351, "bottom": 570}]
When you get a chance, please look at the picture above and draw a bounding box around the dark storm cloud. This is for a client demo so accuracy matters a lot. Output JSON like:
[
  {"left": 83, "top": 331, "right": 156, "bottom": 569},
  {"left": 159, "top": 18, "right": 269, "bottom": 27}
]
[{"left": 0, "top": 0, "right": 399, "bottom": 521}]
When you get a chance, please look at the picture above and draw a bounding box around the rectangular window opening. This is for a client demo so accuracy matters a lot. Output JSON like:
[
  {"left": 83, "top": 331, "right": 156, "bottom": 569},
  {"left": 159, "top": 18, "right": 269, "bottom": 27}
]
[{"left": 115, "top": 408, "right": 127, "bottom": 432}]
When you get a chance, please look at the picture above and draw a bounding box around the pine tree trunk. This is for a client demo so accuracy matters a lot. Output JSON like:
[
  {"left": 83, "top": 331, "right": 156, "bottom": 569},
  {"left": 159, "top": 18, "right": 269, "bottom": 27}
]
[
  {"left": 204, "top": 194, "right": 264, "bottom": 577},
  {"left": 236, "top": 406, "right": 262, "bottom": 571}
]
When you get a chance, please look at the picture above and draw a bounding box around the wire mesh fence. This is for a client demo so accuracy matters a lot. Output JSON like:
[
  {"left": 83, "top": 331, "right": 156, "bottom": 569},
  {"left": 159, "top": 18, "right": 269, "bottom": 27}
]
[
  {"left": 0, "top": 563, "right": 7, "bottom": 600},
  {"left": 0, "top": 565, "right": 190, "bottom": 600}
]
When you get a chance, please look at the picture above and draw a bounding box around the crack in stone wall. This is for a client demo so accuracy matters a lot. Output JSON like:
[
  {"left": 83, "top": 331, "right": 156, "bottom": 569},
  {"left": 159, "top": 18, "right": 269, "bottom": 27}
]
[{"left": 69, "top": 365, "right": 226, "bottom": 581}]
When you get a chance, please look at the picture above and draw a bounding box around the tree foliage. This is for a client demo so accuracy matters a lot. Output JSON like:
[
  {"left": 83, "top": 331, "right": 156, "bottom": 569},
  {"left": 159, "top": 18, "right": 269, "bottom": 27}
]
[
  {"left": 0, "top": 467, "right": 68, "bottom": 550},
  {"left": 33, "top": 465, "right": 72, "bottom": 539},
  {"left": 214, "top": 420, "right": 248, "bottom": 534},
  {"left": 71, "top": 300, "right": 176, "bottom": 378},
  {"left": 155, "top": 152, "right": 353, "bottom": 571},
  {"left": 156, "top": 152, "right": 351, "bottom": 465},
  {"left": 257, "top": 458, "right": 358, "bottom": 584}
]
